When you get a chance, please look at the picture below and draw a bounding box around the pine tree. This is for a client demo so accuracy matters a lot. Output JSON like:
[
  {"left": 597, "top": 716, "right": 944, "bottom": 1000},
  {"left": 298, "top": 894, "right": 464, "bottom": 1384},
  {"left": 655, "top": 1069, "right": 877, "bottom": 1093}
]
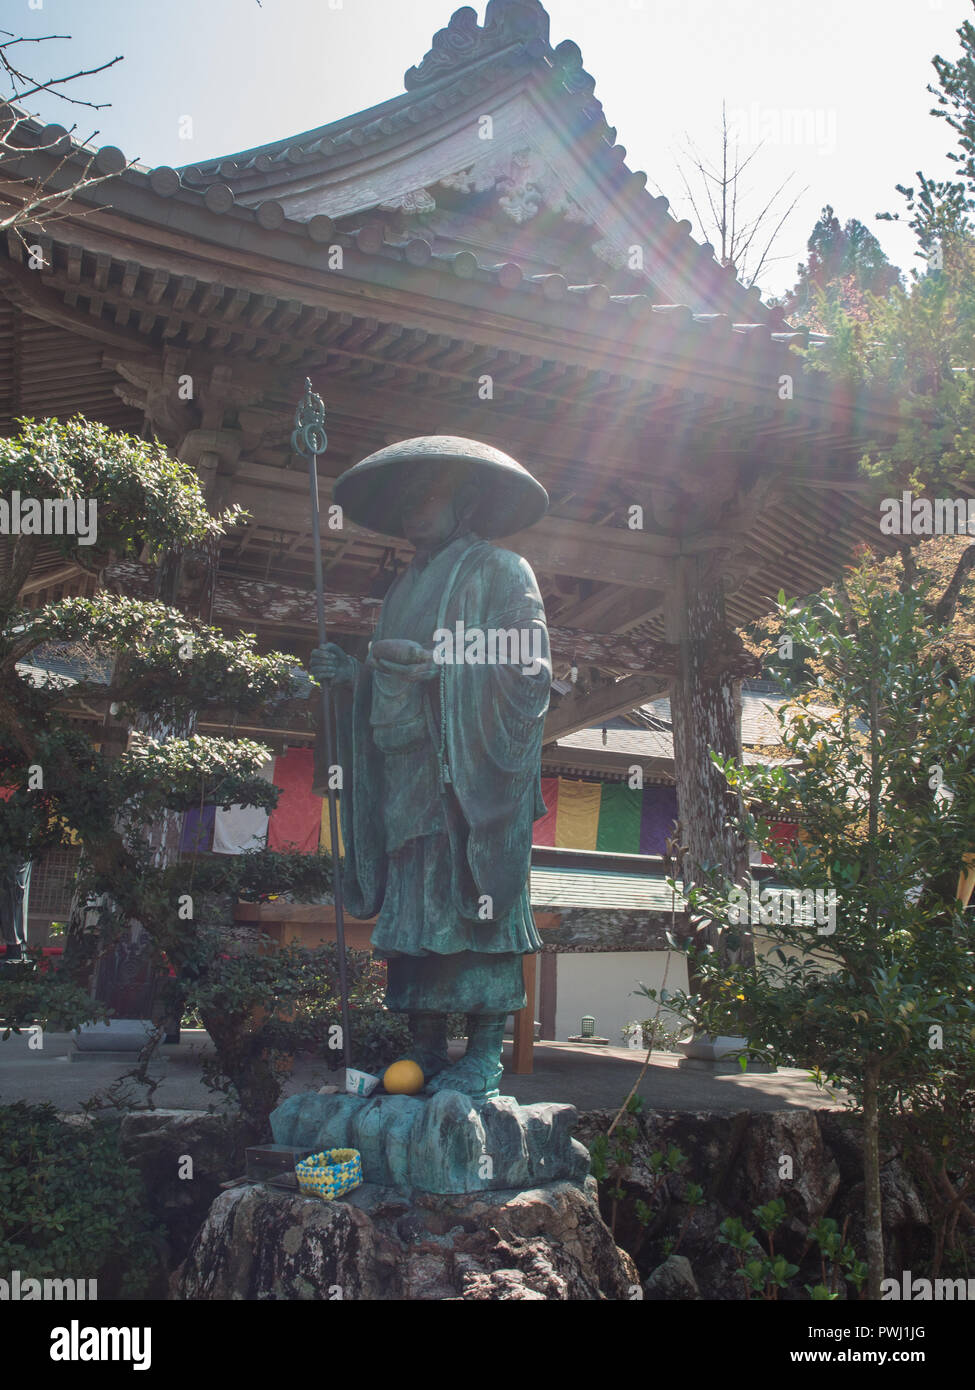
[{"left": 779, "top": 205, "right": 902, "bottom": 328}]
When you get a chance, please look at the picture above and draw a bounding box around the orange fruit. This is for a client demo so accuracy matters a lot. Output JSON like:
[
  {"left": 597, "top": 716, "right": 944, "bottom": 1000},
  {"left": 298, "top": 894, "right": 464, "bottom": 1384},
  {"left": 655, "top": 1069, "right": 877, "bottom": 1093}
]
[{"left": 382, "top": 1060, "right": 425, "bottom": 1095}]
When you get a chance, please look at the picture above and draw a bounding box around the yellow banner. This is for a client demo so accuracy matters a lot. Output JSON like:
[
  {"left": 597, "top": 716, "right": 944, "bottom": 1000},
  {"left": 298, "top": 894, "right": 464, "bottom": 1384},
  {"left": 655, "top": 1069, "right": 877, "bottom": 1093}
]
[
  {"left": 554, "top": 777, "right": 601, "bottom": 851},
  {"left": 320, "top": 797, "right": 345, "bottom": 858}
]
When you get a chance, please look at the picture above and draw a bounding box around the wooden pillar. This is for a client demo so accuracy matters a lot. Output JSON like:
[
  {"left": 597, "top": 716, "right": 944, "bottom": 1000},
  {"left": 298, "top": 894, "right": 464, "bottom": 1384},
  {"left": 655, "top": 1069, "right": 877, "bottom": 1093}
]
[
  {"left": 664, "top": 555, "right": 752, "bottom": 965},
  {"left": 538, "top": 947, "right": 557, "bottom": 1040},
  {"left": 511, "top": 951, "right": 538, "bottom": 1074}
]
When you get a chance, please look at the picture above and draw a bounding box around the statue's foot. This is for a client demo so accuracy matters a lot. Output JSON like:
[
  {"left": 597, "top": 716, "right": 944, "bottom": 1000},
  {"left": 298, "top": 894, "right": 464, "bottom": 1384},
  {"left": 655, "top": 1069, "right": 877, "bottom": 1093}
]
[{"left": 423, "top": 1049, "right": 502, "bottom": 1102}]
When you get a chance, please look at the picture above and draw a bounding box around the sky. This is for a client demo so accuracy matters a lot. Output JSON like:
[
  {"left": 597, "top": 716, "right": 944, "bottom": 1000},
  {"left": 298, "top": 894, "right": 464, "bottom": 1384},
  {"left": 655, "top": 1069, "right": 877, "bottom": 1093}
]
[{"left": 7, "top": 0, "right": 971, "bottom": 297}]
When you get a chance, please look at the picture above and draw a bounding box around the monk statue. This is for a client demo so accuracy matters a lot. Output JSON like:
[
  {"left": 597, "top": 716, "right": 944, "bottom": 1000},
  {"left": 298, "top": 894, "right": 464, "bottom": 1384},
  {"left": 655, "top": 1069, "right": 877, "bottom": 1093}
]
[{"left": 309, "top": 437, "right": 550, "bottom": 1103}]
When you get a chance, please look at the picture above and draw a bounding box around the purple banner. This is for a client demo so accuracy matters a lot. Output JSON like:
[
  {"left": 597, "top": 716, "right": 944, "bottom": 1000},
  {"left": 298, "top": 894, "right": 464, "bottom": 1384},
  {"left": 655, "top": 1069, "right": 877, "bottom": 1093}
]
[
  {"left": 639, "top": 785, "right": 679, "bottom": 856},
  {"left": 180, "top": 804, "right": 215, "bottom": 853}
]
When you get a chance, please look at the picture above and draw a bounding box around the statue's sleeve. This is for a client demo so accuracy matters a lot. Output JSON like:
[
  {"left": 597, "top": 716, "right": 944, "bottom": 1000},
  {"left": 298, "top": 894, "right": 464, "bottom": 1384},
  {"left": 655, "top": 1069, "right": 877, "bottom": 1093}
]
[
  {"left": 443, "top": 546, "right": 550, "bottom": 921},
  {"left": 316, "top": 656, "right": 387, "bottom": 920}
]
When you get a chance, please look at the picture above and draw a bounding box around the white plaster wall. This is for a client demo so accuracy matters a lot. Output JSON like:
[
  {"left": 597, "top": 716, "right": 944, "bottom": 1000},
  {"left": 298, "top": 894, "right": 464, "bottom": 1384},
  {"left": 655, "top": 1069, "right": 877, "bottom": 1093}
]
[
  {"left": 754, "top": 931, "right": 840, "bottom": 973},
  {"left": 554, "top": 951, "right": 690, "bottom": 1045}
]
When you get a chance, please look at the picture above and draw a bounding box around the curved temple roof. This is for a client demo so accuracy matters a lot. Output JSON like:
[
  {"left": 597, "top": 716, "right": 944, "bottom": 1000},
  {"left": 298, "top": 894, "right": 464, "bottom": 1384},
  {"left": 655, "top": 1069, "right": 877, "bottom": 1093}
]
[
  {"left": 0, "top": 0, "right": 907, "bottom": 697},
  {"left": 2, "top": 0, "right": 785, "bottom": 330}
]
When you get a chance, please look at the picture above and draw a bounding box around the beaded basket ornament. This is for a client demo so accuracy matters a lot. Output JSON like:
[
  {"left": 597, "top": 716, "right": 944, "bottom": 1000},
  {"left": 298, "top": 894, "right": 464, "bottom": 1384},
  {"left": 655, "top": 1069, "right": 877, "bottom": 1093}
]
[{"left": 295, "top": 1148, "right": 362, "bottom": 1201}]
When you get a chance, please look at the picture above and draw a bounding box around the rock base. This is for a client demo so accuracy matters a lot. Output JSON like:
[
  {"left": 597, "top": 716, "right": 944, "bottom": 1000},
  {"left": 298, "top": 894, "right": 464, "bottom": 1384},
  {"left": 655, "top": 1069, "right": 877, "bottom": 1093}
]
[
  {"left": 271, "top": 1087, "right": 590, "bottom": 1195},
  {"left": 174, "top": 1177, "right": 639, "bottom": 1301},
  {"left": 644, "top": 1254, "right": 701, "bottom": 1300}
]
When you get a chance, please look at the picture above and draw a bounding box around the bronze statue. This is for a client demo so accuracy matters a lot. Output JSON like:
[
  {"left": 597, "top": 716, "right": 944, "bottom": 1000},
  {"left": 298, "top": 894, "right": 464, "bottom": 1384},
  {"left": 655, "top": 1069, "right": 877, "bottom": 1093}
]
[{"left": 309, "top": 437, "right": 550, "bottom": 1102}]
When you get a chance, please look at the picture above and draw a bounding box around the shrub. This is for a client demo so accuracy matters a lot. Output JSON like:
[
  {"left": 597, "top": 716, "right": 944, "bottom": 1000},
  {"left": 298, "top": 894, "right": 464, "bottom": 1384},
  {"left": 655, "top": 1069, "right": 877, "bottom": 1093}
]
[
  {"left": 341, "top": 1008, "right": 412, "bottom": 1077},
  {"left": 0, "top": 1102, "right": 165, "bottom": 1298},
  {"left": 0, "top": 951, "right": 107, "bottom": 1039},
  {"left": 180, "top": 940, "right": 413, "bottom": 1126}
]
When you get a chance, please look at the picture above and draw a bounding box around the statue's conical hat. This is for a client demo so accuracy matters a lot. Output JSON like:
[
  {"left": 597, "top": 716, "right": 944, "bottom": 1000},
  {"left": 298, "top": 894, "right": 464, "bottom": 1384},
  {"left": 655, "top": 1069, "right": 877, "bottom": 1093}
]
[{"left": 333, "top": 436, "right": 548, "bottom": 540}]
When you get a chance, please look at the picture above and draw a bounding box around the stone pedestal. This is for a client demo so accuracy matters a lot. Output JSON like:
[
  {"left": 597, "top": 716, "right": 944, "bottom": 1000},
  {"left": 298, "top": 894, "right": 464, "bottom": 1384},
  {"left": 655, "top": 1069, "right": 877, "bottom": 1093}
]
[
  {"left": 70, "top": 1019, "right": 158, "bottom": 1063},
  {"left": 675, "top": 1034, "right": 777, "bottom": 1074},
  {"left": 91, "top": 931, "right": 180, "bottom": 1042},
  {"left": 270, "top": 1088, "right": 590, "bottom": 1196}
]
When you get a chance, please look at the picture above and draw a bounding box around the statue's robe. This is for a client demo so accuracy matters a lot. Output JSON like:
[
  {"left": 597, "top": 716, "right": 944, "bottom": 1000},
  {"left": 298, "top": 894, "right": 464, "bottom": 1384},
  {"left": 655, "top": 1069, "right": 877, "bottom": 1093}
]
[{"left": 331, "top": 530, "right": 550, "bottom": 1013}]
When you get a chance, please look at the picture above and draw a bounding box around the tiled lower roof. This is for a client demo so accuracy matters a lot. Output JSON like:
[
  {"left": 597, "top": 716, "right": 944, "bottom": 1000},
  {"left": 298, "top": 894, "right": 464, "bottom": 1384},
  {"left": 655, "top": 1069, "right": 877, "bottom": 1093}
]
[
  {"left": 640, "top": 691, "right": 838, "bottom": 749},
  {"left": 529, "top": 867, "right": 810, "bottom": 916},
  {"left": 529, "top": 866, "right": 683, "bottom": 913}
]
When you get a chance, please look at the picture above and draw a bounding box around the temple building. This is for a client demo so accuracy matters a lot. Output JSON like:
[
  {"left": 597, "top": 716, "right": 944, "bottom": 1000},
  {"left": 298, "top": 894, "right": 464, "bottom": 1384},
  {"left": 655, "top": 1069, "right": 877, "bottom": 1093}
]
[{"left": 1, "top": 0, "right": 899, "bottom": 1044}]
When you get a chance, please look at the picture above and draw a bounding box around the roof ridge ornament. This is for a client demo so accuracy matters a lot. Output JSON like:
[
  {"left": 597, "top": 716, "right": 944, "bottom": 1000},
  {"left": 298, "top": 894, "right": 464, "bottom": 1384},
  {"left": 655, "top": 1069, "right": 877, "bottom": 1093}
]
[
  {"left": 404, "top": 1, "right": 551, "bottom": 91},
  {"left": 550, "top": 39, "right": 596, "bottom": 97}
]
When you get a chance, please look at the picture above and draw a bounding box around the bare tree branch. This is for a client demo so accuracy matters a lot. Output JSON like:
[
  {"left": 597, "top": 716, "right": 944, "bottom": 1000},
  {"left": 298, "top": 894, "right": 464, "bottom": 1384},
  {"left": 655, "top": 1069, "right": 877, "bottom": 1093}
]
[
  {"left": 731, "top": 174, "right": 802, "bottom": 262},
  {"left": 0, "top": 30, "right": 122, "bottom": 111},
  {"left": 0, "top": 29, "right": 125, "bottom": 240},
  {"left": 672, "top": 106, "right": 805, "bottom": 287},
  {"left": 0, "top": 142, "right": 136, "bottom": 250},
  {"left": 743, "top": 188, "right": 806, "bottom": 287}
]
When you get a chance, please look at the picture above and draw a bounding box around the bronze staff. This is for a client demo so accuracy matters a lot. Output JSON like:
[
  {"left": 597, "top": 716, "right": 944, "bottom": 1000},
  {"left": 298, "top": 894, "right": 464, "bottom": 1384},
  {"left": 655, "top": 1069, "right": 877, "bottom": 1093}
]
[{"left": 291, "top": 378, "right": 351, "bottom": 1073}]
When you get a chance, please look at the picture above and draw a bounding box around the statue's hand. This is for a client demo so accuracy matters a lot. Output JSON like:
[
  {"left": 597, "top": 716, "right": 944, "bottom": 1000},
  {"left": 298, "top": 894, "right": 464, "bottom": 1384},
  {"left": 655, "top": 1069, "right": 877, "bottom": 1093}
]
[
  {"left": 368, "top": 638, "right": 438, "bottom": 682},
  {"left": 309, "top": 643, "right": 356, "bottom": 686}
]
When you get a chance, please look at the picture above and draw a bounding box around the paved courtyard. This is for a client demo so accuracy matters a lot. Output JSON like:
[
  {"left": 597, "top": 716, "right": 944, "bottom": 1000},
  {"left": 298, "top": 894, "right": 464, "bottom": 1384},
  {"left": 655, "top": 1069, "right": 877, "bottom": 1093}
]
[{"left": 0, "top": 1030, "right": 844, "bottom": 1115}]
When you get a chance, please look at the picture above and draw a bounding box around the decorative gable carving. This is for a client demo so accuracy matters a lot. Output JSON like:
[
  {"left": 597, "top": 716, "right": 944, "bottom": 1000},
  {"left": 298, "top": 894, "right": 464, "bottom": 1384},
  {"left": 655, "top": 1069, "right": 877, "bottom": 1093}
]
[
  {"left": 440, "top": 146, "right": 590, "bottom": 226},
  {"left": 379, "top": 187, "right": 437, "bottom": 215},
  {"left": 405, "top": 6, "right": 480, "bottom": 89},
  {"left": 591, "top": 237, "right": 629, "bottom": 270}
]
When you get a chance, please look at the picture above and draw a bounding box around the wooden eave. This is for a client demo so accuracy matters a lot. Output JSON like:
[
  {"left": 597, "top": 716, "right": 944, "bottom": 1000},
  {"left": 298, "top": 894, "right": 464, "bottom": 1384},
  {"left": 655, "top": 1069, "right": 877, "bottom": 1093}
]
[
  {"left": 0, "top": 206, "right": 909, "bottom": 659},
  {"left": 0, "top": 193, "right": 894, "bottom": 447},
  {"left": 541, "top": 745, "right": 676, "bottom": 784},
  {"left": 1, "top": 142, "right": 749, "bottom": 347}
]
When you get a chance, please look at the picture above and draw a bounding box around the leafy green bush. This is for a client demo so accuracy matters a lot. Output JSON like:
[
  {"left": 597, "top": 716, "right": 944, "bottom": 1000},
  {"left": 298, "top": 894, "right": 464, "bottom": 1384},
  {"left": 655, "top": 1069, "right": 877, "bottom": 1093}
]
[
  {"left": 180, "top": 940, "right": 412, "bottom": 1125},
  {"left": 342, "top": 1008, "right": 412, "bottom": 1077},
  {"left": 588, "top": 1096, "right": 702, "bottom": 1252},
  {"left": 719, "top": 1204, "right": 867, "bottom": 1301},
  {"left": 0, "top": 951, "right": 107, "bottom": 1039},
  {"left": 188, "top": 846, "right": 333, "bottom": 906},
  {"left": 0, "top": 1102, "right": 165, "bottom": 1298},
  {"left": 283, "top": 946, "right": 412, "bottom": 1075}
]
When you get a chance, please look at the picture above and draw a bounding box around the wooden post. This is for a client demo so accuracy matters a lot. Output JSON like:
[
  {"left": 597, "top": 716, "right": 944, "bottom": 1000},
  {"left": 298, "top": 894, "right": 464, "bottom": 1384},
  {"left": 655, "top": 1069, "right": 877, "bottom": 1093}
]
[
  {"left": 538, "top": 947, "right": 557, "bottom": 1040},
  {"left": 511, "top": 951, "right": 538, "bottom": 1074}
]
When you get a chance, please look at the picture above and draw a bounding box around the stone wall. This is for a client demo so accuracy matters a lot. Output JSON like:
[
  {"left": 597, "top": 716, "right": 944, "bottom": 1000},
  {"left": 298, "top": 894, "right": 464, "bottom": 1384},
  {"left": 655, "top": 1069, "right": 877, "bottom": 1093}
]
[
  {"left": 541, "top": 909, "right": 679, "bottom": 952},
  {"left": 574, "top": 1106, "right": 938, "bottom": 1299}
]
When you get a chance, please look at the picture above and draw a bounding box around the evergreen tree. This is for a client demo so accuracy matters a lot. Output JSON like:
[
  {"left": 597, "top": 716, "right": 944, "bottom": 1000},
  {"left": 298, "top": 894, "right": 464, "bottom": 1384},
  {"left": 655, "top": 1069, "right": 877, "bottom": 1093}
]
[
  {"left": 779, "top": 205, "right": 902, "bottom": 328},
  {"left": 0, "top": 416, "right": 333, "bottom": 1125}
]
